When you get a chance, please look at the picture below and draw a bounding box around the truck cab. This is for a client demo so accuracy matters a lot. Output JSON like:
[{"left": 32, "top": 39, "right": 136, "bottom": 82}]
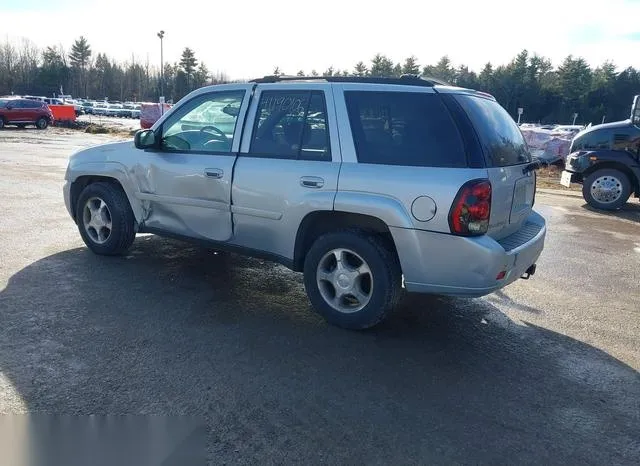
[{"left": 562, "top": 95, "right": 640, "bottom": 210}]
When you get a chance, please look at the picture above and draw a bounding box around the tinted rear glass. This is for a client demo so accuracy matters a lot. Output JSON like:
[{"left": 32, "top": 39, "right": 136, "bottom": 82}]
[
  {"left": 22, "top": 100, "right": 43, "bottom": 108},
  {"left": 455, "top": 95, "right": 530, "bottom": 167},
  {"left": 345, "top": 91, "right": 467, "bottom": 168}
]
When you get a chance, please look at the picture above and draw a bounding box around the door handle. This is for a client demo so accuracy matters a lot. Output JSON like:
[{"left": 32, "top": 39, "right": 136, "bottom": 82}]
[
  {"left": 300, "top": 176, "right": 324, "bottom": 188},
  {"left": 205, "top": 168, "right": 223, "bottom": 179}
]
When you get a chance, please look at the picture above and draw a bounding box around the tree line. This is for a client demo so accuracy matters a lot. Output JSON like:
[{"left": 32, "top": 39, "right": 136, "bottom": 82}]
[
  {"left": 1, "top": 36, "right": 638, "bottom": 124},
  {"left": 0, "top": 36, "right": 228, "bottom": 104},
  {"left": 282, "top": 52, "right": 640, "bottom": 125}
]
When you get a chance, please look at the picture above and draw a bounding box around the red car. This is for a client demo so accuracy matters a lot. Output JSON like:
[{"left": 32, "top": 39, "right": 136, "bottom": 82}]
[{"left": 0, "top": 98, "right": 54, "bottom": 129}]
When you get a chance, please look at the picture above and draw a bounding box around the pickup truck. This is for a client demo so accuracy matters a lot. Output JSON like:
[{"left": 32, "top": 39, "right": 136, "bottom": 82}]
[{"left": 562, "top": 95, "right": 640, "bottom": 210}]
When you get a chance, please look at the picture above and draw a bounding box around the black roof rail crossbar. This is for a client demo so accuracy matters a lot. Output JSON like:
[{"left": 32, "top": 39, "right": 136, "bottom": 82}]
[{"left": 249, "top": 75, "right": 447, "bottom": 87}]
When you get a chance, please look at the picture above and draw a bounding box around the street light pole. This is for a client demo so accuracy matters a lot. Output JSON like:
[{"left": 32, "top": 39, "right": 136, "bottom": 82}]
[{"left": 157, "top": 30, "right": 165, "bottom": 100}]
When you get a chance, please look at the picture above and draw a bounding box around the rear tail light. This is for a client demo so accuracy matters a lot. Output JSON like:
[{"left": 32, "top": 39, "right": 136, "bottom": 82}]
[{"left": 448, "top": 179, "right": 492, "bottom": 236}]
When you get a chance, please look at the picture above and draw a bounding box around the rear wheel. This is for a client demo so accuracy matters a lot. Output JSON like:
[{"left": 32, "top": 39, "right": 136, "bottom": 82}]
[
  {"left": 0, "top": 118, "right": 4, "bottom": 129},
  {"left": 35, "top": 117, "right": 48, "bottom": 129},
  {"left": 303, "top": 230, "right": 402, "bottom": 330},
  {"left": 76, "top": 182, "right": 136, "bottom": 255},
  {"left": 583, "top": 169, "right": 631, "bottom": 210}
]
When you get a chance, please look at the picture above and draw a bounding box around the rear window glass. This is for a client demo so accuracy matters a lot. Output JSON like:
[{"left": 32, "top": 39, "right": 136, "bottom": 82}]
[
  {"left": 250, "top": 90, "right": 331, "bottom": 161},
  {"left": 455, "top": 95, "right": 531, "bottom": 167},
  {"left": 22, "top": 100, "right": 42, "bottom": 108},
  {"left": 344, "top": 91, "right": 467, "bottom": 168}
]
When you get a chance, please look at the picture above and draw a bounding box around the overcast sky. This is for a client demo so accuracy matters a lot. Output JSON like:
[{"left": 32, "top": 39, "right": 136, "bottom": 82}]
[{"left": 2, "top": 0, "right": 640, "bottom": 78}]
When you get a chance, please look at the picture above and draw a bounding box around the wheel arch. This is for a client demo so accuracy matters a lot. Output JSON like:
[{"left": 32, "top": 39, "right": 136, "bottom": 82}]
[
  {"left": 70, "top": 173, "right": 143, "bottom": 225},
  {"left": 292, "top": 210, "right": 399, "bottom": 272}
]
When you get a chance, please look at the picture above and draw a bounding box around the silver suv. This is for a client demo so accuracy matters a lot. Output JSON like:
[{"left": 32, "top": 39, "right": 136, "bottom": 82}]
[{"left": 63, "top": 75, "right": 546, "bottom": 329}]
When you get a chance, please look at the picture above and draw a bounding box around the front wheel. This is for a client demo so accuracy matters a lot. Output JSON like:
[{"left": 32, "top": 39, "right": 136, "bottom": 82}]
[
  {"left": 0, "top": 118, "right": 5, "bottom": 129},
  {"left": 582, "top": 169, "right": 631, "bottom": 211},
  {"left": 35, "top": 117, "right": 48, "bottom": 129},
  {"left": 76, "top": 182, "right": 136, "bottom": 255},
  {"left": 303, "top": 230, "right": 402, "bottom": 330}
]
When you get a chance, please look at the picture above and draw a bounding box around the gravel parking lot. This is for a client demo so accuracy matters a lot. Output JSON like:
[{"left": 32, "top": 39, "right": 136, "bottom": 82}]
[{"left": 1, "top": 127, "right": 639, "bottom": 464}]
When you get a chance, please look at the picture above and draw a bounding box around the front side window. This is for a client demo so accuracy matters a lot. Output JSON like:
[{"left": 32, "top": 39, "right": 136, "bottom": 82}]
[
  {"left": 344, "top": 91, "right": 467, "bottom": 167},
  {"left": 250, "top": 91, "right": 331, "bottom": 161},
  {"left": 161, "top": 90, "right": 245, "bottom": 153}
]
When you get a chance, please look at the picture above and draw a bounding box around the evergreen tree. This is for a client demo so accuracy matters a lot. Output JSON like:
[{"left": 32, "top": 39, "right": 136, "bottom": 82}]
[
  {"left": 353, "top": 61, "right": 368, "bottom": 76},
  {"left": 194, "top": 62, "right": 210, "bottom": 88},
  {"left": 180, "top": 48, "right": 198, "bottom": 90},
  {"left": 401, "top": 56, "right": 420, "bottom": 75},
  {"left": 69, "top": 36, "right": 92, "bottom": 97},
  {"left": 323, "top": 66, "right": 335, "bottom": 76},
  {"left": 370, "top": 54, "right": 394, "bottom": 77}
]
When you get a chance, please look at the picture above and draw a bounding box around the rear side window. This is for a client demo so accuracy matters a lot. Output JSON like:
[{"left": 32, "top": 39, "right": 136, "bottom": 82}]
[
  {"left": 455, "top": 95, "right": 531, "bottom": 167},
  {"left": 250, "top": 90, "right": 331, "bottom": 161},
  {"left": 344, "top": 91, "right": 466, "bottom": 167},
  {"left": 21, "top": 100, "right": 42, "bottom": 109}
]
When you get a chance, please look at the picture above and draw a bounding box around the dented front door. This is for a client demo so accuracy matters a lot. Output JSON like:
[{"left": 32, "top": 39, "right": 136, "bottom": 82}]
[{"left": 134, "top": 85, "right": 252, "bottom": 241}]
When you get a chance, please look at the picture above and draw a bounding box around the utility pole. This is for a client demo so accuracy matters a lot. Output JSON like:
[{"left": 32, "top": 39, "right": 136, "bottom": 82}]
[{"left": 157, "top": 30, "right": 165, "bottom": 101}]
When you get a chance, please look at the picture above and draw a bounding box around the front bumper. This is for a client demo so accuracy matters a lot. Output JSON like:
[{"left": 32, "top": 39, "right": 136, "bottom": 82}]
[
  {"left": 562, "top": 169, "right": 583, "bottom": 184},
  {"left": 392, "top": 211, "right": 547, "bottom": 297},
  {"left": 63, "top": 180, "right": 73, "bottom": 220}
]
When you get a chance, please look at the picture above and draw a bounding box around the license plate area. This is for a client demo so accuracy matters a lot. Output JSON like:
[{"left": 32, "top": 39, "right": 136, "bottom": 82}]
[
  {"left": 560, "top": 170, "right": 572, "bottom": 188},
  {"left": 510, "top": 177, "right": 534, "bottom": 223}
]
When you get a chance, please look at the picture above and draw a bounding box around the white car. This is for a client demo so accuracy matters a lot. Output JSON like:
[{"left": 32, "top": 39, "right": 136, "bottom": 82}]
[{"left": 92, "top": 102, "right": 110, "bottom": 116}]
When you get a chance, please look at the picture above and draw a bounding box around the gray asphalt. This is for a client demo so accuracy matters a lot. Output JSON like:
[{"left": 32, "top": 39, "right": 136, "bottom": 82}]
[{"left": 1, "top": 127, "right": 639, "bottom": 465}]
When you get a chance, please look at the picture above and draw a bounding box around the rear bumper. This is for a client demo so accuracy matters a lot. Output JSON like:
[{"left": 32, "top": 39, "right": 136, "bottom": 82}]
[{"left": 392, "top": 211, "right": 546, "bottom": 297}]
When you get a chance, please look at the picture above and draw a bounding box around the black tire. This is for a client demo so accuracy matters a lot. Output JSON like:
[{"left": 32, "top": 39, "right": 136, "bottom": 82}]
[
  {"left": 76, "top": 182, "right": 136, "bottom": 256},
  {"left": 0, "top": 118, "right": 4, "bottom": 129},
  {"left": 35, "top": 117, "right": 48, "bottom": 129},
  {"left": 303, "top": 230, "right": 402, "bottom": 330},
  {"left": 582, "top": 168, "right": 631, "bottom": 211}
]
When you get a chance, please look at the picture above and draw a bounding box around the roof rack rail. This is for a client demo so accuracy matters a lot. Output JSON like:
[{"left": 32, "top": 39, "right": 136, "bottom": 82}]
[{"left": 249, "top": 74, "right": 449, "bottom": 87}]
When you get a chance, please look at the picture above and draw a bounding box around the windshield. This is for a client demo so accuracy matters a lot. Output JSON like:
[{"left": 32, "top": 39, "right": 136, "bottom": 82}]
[
  {"left": 0, "top": 99, "right": 8, "bottom": 108},
  {"left": 455, "top": 94, "right": 531, "bottom": 167}
]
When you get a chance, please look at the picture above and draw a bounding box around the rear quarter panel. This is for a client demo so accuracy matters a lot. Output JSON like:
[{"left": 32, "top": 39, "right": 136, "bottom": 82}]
[
  {"left": 334, "top": 164, "right": 489, "bottom": 232},
  {"left": 331, "top": 83, "right": 488, "bottom": 233}
]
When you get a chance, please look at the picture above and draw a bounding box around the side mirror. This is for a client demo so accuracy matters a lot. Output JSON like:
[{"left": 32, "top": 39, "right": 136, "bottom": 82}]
[
  {"left": 6, "top": 104, "right": 13, "bottom": 110},
  {"left": 134, "top": 129, "right": 157, "bottom": 149}
]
